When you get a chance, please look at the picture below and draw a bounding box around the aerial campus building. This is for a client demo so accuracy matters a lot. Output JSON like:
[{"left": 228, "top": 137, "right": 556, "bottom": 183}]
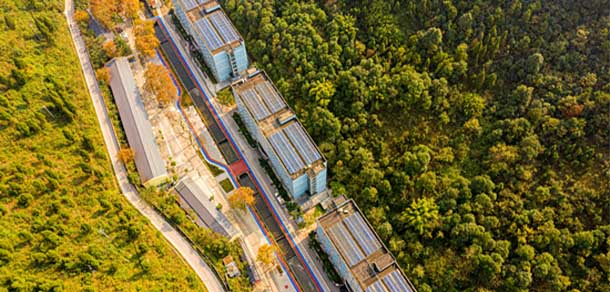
[
  {"left": 172, "top": 0, "right": 248, "bottom": 82},
  {"left": 232, "top": 71, "right": 327, "bottom": 200},
  {"left": 107, "top": 57, "right": 168, "bottom": 187},
  {"left": 175, "top": 177, "right": 237, "bottom": 238},
  {"left": 317, "top": 199, "right": 417, "bottom": 292}
]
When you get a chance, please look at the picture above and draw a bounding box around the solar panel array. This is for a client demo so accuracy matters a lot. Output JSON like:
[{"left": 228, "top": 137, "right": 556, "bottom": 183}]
[
  {"left": 255, "top": 82, "right": 285, "bottom": 113},
  {"left": 382, "top": 271, "right": 413, "bottom": 292},
  {"left": 181, "top": 0, "right": 207, "bottom": 11},
  {"left": 209, "top": 12, "right": 240, "bottom": 44},
  {"left": 366, "top": 281, "right": 388, "bottom": 292},
  {"left": 268, "top": 132, "right": 305, "bottom": 175},
  {"left": 328, "top": 223, "right": 365, "bottom": 266},
  {"left": 283, "top": 123, "right": 321, "bottom": 165},
  {"left": 239, "top": 81, "right": 286, "bottom": 121},
  {"left": 194, "top": 18, "right": 223, "bottom": 51},
  {"left": 344, "top": 213, "right": 382, "bottom": 256},
  {"left": 240, "top": 89, "right": 270, "bottom": 120}
]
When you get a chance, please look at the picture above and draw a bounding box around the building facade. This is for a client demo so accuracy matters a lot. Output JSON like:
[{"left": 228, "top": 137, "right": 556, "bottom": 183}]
[
  {"left": 173, "top": 0, "right": 248, "bottom": 82},
  {"left": 107, "top": 58, "right": 168, "bottom": 187},
  {"left": 317, "top": 199, "right": 417, "bottom": 292},
  {"left": 232, "top": 70, "right": 327, "bottom": 200}
]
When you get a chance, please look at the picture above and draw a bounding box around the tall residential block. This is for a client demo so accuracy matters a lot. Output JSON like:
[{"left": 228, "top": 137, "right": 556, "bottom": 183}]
[
  {"left": 317, "top": 199, "right": 417, "bottom": 292},
  {"left": 173, "top": 0, "right": 248, "bottom": 82},
  {"left": 232, "top": 70, "right": 327, "bottom": 200}
]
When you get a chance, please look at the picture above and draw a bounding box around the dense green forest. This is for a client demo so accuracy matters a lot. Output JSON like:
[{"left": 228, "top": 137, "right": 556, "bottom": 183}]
[
  {"left": 222, "top": 0, "right": 610, "bottom": 291},
  {"left": 0, "top": 1, "right": 204, "bottom": 290}
]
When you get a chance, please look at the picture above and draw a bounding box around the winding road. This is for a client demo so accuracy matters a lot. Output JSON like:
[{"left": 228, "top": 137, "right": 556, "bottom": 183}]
[{"left": 63, "top": 1, "right": 224, "bottom": 291}]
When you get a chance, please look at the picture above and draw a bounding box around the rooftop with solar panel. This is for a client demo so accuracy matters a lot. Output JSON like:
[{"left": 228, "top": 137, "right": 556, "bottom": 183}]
[
  {"left": 175, "top": 0, "right": 243, "bottom": 54},
  {"left": 318, "top": 199, "right": 417, "bottom": 292},
  {"left": 232, "top": 71, "right": 326, "bottom": 179}
]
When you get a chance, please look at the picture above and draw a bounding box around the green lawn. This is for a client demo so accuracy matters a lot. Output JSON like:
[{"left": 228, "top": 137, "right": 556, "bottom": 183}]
[{"left": 219, "top": 178, "right": 235, "bottom": 193}]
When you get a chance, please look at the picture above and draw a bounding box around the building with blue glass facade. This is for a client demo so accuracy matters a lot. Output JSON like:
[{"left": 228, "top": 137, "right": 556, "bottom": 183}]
[
  {"left": 232, "top": 70, "right": 327, "bottom": 200},
  {"left": 317, "top": 199, "right": 417, "bottom": 292},
  {"left": 172, "top": 0, "right": 248, "bottom": 82}
]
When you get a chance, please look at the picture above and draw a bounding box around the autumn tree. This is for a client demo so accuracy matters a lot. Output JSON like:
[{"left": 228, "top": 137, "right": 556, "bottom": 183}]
[
  {"left": 144, "top": 64, "right": 177, "bottom": 106},
  {"left": 74, "top": 10, "right": 89, "bottom": 25},
  {"left": 256, "top": 244, "right": 276, "bottom": 267},
  {"left": 102, "top": 40, "right": 118, "bottom": 58},
  {"left": 120, "top": 0, "right": 140, "bottom": 19},
  {"left": 117, "top": 148, "right": 135, "bottom": 163},
  {"left": 133, "top": 20, "right": 159, "bottom": 58},
  {"left": 90, "top": 0, "right": 117, "bottom": 30},
  {"left": 95, "top": 67, "right": 110, "bottom": 84},
  {"left": 90, "top": 0, "right": 140, "bottom": 30},
  {"left": 228, "top": 187, "right": 255, "bottom": 211}
]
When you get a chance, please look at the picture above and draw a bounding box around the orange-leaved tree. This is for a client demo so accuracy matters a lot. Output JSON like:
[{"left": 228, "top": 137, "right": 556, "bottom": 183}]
[
  {"left": 117, "top": 148, "right": 135, "bottom": 163},
  {"left": 133, "top": 19, "right": 159, "bottom": 58},
  {"left": 90, "top": 0, "right": 117, "bottom": 30},
  {"left": 256, "top": 244, "right": 276, "bottom": 267},
  {"left": 144, "top": 63, "right": 177, "bottom": 106},
  {"left": 74, "top": 10, "right": 89, "bottom": 25},
  {"left": 95, "top": 67, "right": 110, "bottom": 84},
  {"left": 90, "top": 0, "right": 140, "bottom": 30},
  {"left": 228, "top": 187, "right": 255, "bottom": 211},
  {"left": 102, "top": 40, "right": 118, "bottom": 58},
  {"left": 120, "top": 0, "right": 140, "bottom": 19}
]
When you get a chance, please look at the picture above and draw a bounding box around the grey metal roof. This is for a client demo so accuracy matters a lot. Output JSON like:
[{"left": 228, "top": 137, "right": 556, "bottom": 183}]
[
  {"left": 234, "top": 72, "right": 324, "bottom": 178},
  {"left": 255, "top": 82, "right": 285, "bottom": 113},
  {"left": 194, "top": 18, "right": 224, "bottom": 51},
  {"left": 180, "top": 0, "right": 213, "bottom": 11},
  {"left": 186, "top": 8, "right": 242, "bottom": 52},
  {"left": 283, "top": 123, "right": 322, "bottom": 165},
  {"left": 107, "top": 58, "right": 168, "bottom": 185},
  {"left": 344, "top": 212, "right": 382, "bottom": 256},
  {"left": 268, "top": 131, "right": 306, "bottom": 175},
  {"left": 382, "top": 270, "right": 414, "bottom": 292},
  {"left": 327, "top": 220, "right": 365, "bottom": 266},
  {"left": 237, "top": 80, "right": 286, "bottom": 121},
  {"left": 208, "top": 11, "right": 240, "bottom": 44},
  {"left": 366, "top": 281, "right": 388, "bottom": 292},
  {"left": 318, "top": 199, "right": 417, "bottom": 292},
  {"left": 240, "top": 88, "right": 270, "bottom": 120},
  {"left": 175, "top": 177, "right": 236, "bottom": 238}
]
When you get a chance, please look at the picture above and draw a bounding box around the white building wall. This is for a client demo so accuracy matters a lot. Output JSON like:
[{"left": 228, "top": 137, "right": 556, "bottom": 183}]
[
  {"left": 292, "top": 173, "right": 308, "bottom": 199},
  {"left": 312, "top": 166, "right": 327, "bottom": 195}
]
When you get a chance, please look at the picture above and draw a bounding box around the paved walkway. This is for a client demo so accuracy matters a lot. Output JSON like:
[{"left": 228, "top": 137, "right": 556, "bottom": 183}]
[
  {"left": 63, "top": 1, "right": 224, "bottom": 291},
  {"left": 156, "top": 13, "right": 337, "bottom": 292}
]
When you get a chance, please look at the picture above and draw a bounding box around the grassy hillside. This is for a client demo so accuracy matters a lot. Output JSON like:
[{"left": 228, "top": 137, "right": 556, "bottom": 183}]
[{"left": 0, "top": 1, "right": 204, "bottom": 290}]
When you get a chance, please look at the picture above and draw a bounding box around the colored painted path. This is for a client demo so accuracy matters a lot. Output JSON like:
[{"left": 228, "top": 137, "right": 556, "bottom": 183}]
[{"left": 155, "top": 14, "right": 329, "bottom": 292}]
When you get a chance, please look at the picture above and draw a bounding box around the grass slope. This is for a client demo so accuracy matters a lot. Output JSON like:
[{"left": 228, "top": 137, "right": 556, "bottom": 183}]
[{"left": 0, "top": 1, "right": 204, "bottom": 290}]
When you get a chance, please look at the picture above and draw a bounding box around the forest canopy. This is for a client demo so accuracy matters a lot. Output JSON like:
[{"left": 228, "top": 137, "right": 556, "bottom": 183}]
[{"left": 221, "top": 0, "right": 610, "bottom": 291}]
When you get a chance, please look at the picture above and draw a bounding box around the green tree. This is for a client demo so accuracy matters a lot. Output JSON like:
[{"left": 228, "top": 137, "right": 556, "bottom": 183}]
[{"left": 399, "top": 197, "right": 439, "bottom": 235}]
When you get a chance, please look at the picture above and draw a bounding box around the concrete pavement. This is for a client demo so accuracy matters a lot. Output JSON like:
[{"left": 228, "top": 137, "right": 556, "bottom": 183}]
[
  {"left": 156, "top": 12, "right": 338, "bottom": 292},
  {"left": 219, "top": 109, "right": 339, "bottom": 292},
  {"left": 64, "top": 1, "right": 225, "bottom": 291}
]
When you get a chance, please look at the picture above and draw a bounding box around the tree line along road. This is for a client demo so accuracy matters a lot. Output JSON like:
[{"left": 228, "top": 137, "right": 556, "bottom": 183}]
[{"left": 63, "top": 0, "right": 225, "bottom": 291}]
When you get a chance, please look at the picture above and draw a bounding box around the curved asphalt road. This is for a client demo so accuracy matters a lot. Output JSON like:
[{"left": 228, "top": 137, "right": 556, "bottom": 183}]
[{"left": 63, "top": 1, "right": 225, "bottom": 291}]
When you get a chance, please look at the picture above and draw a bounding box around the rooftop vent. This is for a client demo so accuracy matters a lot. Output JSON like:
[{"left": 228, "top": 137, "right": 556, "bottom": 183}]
[{"left": 277, "top": 114, "right": 296, "bottom": 126}]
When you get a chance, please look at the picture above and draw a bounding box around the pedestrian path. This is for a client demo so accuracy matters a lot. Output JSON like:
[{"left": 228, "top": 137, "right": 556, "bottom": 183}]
[{"left": 64, "top": 1, "right": 225, "bottom": 290}]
